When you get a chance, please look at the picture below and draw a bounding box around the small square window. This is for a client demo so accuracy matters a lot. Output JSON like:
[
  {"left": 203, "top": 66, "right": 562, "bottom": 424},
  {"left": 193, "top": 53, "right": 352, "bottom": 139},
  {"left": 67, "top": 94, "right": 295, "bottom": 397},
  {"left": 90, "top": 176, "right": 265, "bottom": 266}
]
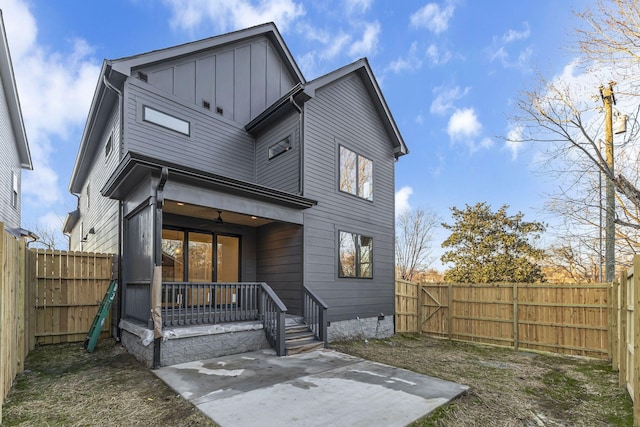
[
  {"left": 105, "top": 135, "right": 112, "bottom": 158},
  {"left": 268, "top": 137, "right": 291, "bottom": 160}
]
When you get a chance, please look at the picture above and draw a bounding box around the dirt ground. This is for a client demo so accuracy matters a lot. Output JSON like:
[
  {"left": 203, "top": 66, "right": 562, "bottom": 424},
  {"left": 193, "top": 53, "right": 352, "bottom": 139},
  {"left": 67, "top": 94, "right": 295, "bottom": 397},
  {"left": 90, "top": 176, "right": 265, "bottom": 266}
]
[
  {"left": 2, "top": 340, "right": 217, "bottom": 427},
  {"left": 2, "top": 335, "right": 633, "bottom": 426},
  {"left": 333, "top": 335, "right": 633, "bottom": 426}
]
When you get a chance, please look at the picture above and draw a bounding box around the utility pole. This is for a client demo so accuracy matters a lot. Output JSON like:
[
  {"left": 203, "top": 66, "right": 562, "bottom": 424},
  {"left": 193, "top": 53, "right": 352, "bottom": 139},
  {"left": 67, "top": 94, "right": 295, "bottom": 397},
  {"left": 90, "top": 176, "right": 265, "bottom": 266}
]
[{"left": 599, "top": 81, "right": 616, "bottom": 282}]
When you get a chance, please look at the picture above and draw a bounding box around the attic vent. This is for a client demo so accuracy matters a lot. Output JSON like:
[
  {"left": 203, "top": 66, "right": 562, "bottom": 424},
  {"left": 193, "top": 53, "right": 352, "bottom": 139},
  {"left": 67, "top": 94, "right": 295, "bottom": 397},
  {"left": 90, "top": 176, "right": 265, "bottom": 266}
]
[
  {"left": 216, "top": 106, "right": 224, "bottom": 115},
  {"left": 202, "top": 100, "right": 211, "bottom": 110},
  {"left": 138, "top": 72, "right": 148, "bottom": 82}
]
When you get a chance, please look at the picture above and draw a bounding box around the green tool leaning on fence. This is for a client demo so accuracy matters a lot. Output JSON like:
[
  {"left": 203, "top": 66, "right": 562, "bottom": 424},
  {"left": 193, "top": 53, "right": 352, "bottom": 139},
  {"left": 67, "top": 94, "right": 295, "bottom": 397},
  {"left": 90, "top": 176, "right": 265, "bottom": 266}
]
[{"left": 83, "top": 280, "right": 118, "bottom": 352}]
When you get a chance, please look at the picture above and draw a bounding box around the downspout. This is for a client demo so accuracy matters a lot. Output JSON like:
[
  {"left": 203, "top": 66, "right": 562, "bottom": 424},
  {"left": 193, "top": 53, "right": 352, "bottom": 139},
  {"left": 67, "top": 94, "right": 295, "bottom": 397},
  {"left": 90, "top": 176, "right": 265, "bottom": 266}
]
[
  {"left": 102, "top": 72, "right": 126, "bottom": 341},
  {"left": 152, "top": 167, "right": 169, "bottom": 369},
  {"left": 64, "top": 193, "right": 81, "bottom": 251},
  {"left": 289, "top": 95, "right": 304, "bottom": 195}
]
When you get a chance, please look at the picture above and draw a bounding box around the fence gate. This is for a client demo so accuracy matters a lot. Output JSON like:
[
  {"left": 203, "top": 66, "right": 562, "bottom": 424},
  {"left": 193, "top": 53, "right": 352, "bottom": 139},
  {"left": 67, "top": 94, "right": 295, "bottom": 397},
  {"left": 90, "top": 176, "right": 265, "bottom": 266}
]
[{"left": 34, "top": 250, "right": 114, "bottom": 344}]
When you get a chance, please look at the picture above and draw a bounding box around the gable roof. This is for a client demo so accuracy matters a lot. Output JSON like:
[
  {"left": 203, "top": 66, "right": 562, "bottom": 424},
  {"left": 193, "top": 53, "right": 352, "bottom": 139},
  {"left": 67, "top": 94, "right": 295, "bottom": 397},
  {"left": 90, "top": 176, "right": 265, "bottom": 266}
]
[
  {"left": 110, "top": 22, "right": 305, "bottom": 84},
  {"left": 69, "top": 22, "right": 304, "bottom": 194},
  {"left": 0, "top": 10, "right": 32, "bottom": 170},
  {"left": 304, "top": 58, "right": 408, "bottom": 158}
]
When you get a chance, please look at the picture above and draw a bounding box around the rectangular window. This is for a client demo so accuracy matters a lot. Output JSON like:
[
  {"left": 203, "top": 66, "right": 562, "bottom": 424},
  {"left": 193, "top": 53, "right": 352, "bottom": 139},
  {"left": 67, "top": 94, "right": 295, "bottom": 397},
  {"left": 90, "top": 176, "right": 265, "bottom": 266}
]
[
  {"left": 339, "top": 231, "right": 373, "bottom": 278},
  {"left": 86, "top": 183, "right": 90, "bottom": 210},
  {"left": 268, "top": 136, "right": 291, "bottom": 160},
  {"left": 143, "top": 105, "right": 190, "bottom": 136},
  {"left": 11, "top": 172, "right": 17, "bottom": 208},
  {"left": 339, "top": 146, "right": 373, "bottom": 201}
]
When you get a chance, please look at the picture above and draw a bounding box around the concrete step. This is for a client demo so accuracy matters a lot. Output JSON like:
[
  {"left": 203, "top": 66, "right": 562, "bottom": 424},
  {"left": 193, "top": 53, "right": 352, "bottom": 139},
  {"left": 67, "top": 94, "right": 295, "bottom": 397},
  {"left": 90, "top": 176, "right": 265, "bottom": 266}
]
[{"left": 285, "top": 324, "right": 311, "bottom": 335}]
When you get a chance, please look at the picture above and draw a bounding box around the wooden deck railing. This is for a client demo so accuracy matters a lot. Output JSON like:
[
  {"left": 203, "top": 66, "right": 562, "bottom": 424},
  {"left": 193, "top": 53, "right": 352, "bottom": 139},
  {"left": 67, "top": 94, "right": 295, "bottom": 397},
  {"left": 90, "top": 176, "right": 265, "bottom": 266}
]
[
  {"left": 161, "top": 281, "right": 287, "bottom": 355},
  {"left": 303, "top": 286, "right": 328, "bottom": 345}
]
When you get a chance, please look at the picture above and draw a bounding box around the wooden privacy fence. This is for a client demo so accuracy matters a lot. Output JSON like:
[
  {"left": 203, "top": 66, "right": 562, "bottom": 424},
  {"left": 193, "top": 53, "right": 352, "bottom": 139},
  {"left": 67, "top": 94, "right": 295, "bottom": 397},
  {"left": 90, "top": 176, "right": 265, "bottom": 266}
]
[
  {"left": 395, "top": 280, "right": 609, "bottom": 358},
  {"left": 611, "top": 255, "right": 640, "bottom": 425},
  {"left": 0, "top": 223, "right": 35, "bottom": 424},
  {"left": 34, "top": 250, "right": 114, "bottom": 344}
]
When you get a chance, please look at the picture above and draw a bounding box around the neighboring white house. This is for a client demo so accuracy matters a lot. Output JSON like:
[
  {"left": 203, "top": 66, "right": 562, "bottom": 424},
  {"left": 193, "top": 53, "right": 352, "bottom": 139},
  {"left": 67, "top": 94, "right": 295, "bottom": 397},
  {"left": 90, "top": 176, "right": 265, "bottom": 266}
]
[{"left": 0, "top": 10, "right": 33, "bottom": 236}]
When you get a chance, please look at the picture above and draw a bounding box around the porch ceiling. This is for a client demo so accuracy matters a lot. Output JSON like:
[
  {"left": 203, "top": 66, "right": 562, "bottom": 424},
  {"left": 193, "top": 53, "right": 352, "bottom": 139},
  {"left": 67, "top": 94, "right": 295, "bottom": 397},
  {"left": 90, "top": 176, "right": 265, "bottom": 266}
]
[{"left": 164, "top": 200, "right": 273, "bottom": 227}]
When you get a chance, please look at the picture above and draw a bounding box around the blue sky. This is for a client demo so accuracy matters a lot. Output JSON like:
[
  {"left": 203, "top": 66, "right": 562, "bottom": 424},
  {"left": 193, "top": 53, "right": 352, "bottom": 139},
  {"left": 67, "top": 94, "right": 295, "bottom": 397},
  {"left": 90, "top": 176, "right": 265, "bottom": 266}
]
[{"left": 1, "top": 0, "right": 593, "bottom": 265}]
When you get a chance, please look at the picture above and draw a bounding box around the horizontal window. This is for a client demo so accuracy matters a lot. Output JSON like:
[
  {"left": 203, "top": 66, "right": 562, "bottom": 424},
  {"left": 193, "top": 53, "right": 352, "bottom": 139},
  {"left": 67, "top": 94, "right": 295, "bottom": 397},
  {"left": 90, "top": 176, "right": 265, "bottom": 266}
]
[
  {"left": 143, "top": 105, "right": 190, "bottom": 136},
  {"left": 339, "top": 146, "right": 373, "bottom": 201},
  {"left": 339, "top": 231, "right": 372, "bottom": 279},
  {"left": 269, "top": 137, "right": 291, "bottom": 160}
]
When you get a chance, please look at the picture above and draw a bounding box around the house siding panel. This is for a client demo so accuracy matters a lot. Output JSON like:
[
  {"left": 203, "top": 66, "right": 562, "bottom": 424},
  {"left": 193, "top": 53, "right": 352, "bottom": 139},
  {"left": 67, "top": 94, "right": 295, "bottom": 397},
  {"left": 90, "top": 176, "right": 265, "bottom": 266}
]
[
  {"left": 303, "top": 73, "right": 396, "bottom": 322},
  {"left": 124, "top": 80, "right": 256, "bottom": 183},
  {"left": 136, "top": 36, "right": 297, "bottom": 125},
  {"left": 0, "top": 75, "right": 21, "bottom": 232},
  {"left": 257, "top": 222, "right": 303, "bottom": 315},
  {"left": 70, "top": 103, "right": 121, "bottom": 254},
  {"left": 255, "top": 111, "right": 299, "bottom": 193}
]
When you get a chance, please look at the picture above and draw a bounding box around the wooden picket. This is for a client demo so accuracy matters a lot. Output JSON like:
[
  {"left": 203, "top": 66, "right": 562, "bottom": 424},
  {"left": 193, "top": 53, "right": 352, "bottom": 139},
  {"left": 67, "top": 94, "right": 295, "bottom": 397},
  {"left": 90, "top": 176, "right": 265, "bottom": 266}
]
[
  {"left": 395, "top": 281, "right": 609, "bottom": 359},
  {"left": 34, "top": 250, "right": 113, "bottom": 344}
]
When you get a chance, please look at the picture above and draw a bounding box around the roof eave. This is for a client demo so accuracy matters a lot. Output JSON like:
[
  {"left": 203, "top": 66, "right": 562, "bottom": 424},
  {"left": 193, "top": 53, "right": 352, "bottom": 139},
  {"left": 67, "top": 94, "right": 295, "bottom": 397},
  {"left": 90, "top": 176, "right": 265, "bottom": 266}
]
[
  {"left": 0, "top": 11, "right": 32, "bottom": 170},
  {"left": 305, "top": 58, "right": 408, "bottom": 158}
]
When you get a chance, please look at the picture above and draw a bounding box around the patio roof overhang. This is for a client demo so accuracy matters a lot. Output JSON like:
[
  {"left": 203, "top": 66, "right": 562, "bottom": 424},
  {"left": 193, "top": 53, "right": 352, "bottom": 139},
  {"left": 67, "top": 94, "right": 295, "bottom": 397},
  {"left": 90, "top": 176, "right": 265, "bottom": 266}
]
[{"left": 101, "top": 152, "right": 318, "bottom": 211}]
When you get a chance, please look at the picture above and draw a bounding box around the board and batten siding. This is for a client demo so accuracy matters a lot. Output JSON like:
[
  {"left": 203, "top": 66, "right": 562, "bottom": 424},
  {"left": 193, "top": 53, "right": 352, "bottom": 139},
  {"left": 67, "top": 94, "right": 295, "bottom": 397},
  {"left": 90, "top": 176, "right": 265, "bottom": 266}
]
[
  {"left": 303, "top": 73, "right": 396, "bottom": 322},
  {"left": 136, "top": 36, "right": 296, "bottom": 126},
  {"left": 255, "top": 110, "right": 300, "bottom": 193},
  {"left": 70, "top": 104, "right": 121, "bottom": 254},
  {"left": 257, "top": 222, "right": 303, "bottom": 315},
  {"left": 0, "top": 75, "right": 21, "bottom": 232},
  {"left": 124, "top": 80, "right": 256, "bottom": 183}
]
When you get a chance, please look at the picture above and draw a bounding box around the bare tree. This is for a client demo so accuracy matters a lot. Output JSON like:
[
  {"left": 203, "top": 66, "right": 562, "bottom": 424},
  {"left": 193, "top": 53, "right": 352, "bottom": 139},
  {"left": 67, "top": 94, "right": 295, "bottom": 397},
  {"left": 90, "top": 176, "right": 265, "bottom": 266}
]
[
  {"left": 395, "top": 208, "right": 438, "bottom": 281},
  {"left": 511, "top": 0, "right": 640, "bottom": 272},
  {"left": 29, "top": 223, "right": 64, "bottom": 250}
]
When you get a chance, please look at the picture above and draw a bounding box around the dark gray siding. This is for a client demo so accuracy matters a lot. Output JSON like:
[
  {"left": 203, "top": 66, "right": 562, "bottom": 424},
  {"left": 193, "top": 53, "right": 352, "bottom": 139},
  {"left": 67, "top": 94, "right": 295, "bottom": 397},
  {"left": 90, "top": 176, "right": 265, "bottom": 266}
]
[
  {"left": 257, "top": 222, "right": 303, "bottom": 315},
  {"left": 0, "top": 75, "right": 21, "bottom": 232},
  {"left": 124, "top": 80, "right": 256, "bottom": 183},
  {"left": 302, "top": 73, "right": 396, "bottom": 322},
  {"left": 255, "top": 111, "right": 300, "bottom": 193},
  {"left": 137, "top": 36, "right": 296, "bottom": 126},
  {"left": 70, "top": 104, "right": 121, "bottom": 253}
]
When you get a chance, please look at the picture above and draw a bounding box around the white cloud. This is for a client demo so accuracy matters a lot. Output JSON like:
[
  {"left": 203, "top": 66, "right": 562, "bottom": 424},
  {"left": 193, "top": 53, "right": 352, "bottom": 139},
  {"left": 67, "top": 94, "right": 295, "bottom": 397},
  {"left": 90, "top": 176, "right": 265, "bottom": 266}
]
[
  {"left": 505, "top": 125, "right": 524, "bottom": 159},
  {"left": 426, "top": 43, "right": 452, "bottom": 65},
  {"left": 344, "top": 0, "right": 373, "bottom": 14},
  {"left": 2, "top": 0, "right": 100, "bottom": 207},
  {"left": 395, "top": 186, "right": 413, "bottom": 218},
  {"left": 502, "top": 22, "right": 530, "bottom": 43},
  {"left": 410, "top": 1, "right": 455, "bottom": 34},
  {"left": 163, "top": 0, "right": 305, "bottom": 33},
  {"left": 447, "top": 108, "right": 482, "bottom": 140},
  {"left": 386, "top": 41, "right": 422, "bottom": 74},
  {"left": 489, "top": 22, "right": 533, "bottom": 70},
  {"left": 349, "top": 21, "right": 380, "bottom": 57},
  {"left": 430, "top": 84, "right": 470, "bottom": 115}
]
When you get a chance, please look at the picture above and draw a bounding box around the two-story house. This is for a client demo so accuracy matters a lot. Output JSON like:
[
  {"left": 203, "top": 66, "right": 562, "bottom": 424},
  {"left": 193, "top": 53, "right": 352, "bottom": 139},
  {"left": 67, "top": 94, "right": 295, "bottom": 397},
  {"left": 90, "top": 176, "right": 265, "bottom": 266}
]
[
  {"left": 65, "top": 23, "right": 407, "bottom": 367},
  {"left": 0, "top": 11, "right": 32, "bottom": 236}
]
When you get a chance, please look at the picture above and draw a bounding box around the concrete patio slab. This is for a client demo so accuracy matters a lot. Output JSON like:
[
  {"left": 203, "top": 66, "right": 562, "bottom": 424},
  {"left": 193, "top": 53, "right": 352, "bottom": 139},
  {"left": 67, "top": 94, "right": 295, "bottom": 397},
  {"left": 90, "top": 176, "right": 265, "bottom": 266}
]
[{"left": 154, "top": 349, "right": 468, "bottom": 427}]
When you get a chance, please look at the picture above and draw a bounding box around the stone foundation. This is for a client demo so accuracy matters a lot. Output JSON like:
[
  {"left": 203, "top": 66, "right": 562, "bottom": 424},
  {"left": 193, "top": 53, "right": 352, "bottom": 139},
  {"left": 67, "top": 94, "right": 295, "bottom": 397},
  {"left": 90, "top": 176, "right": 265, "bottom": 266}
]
[
  {"left": 120, "top": 319, "right": 271, "bottom": 367},
  {"left": 327, "top": 315, "right": 394, "bottom": 342}
]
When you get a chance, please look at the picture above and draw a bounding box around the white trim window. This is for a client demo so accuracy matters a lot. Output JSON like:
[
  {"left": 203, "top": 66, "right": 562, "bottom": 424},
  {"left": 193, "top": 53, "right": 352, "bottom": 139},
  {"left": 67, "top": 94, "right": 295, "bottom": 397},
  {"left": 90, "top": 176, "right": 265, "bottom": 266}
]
[{"left": 339, "top": 146, "right": 373, "bottom": 201}]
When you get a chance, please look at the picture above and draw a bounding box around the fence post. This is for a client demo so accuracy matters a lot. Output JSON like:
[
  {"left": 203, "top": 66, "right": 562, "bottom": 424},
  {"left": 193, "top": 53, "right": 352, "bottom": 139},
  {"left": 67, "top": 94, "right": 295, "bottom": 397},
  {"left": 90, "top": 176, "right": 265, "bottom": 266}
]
[
  {"left": 611, "top": 279, "right": 618, "bottom": 369},
  {"left": 620, "top": 268, "right": 628, "bottom": 388},
  {"left": 447, "top": 283, "right": 452, "bottom": 340},
  {"left": 513, "top": 282, "right": 519, "bottom": 352},
  {"left": 417, "top": 282, "right": 424, "bottom": 334},
  {"left": 633, "top": 255, "right": 640, "bottom": 424}
]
